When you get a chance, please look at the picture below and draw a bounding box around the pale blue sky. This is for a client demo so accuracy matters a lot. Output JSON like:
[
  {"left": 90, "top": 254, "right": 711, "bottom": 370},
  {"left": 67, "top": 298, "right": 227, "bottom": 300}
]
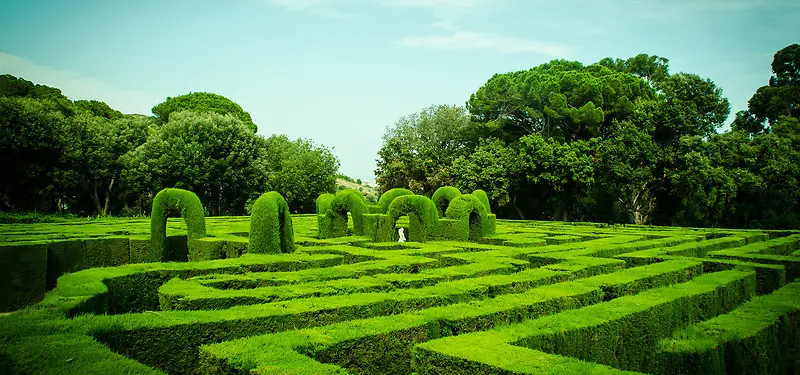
[{"left": 1, "top": 0, "right": 798, "bottom": 180}]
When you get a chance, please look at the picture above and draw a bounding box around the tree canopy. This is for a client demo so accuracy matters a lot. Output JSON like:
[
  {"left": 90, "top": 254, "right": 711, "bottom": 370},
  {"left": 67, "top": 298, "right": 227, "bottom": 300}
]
[
  {"left": 376, "top": 44, "right": 800, "bottom": 229},
  {"left": 151, "top": 92, "right": 257, "bottom": 132},
  {"left": 0, "top": 77, "right": 340, "bottom": 216}
]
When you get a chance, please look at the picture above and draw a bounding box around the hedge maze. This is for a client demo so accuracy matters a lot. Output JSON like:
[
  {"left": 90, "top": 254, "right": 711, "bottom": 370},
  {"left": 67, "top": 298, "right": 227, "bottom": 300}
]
[{"left": 1, "top": 188, "right": 800, "bottom": 374}]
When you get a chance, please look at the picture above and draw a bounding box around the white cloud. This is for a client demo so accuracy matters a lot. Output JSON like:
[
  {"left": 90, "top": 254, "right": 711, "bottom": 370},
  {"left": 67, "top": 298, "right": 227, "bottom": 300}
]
[
  {"left": 0, "top": 52, "right": 160, "bottom": 115},
  {"left": 395, "top": 27, "right": 570, "bottom": 57}
]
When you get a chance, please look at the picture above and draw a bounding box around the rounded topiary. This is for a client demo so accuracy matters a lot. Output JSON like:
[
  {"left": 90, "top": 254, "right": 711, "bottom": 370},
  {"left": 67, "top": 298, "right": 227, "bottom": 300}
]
[
  {"left": 248, "top": 192, "right": 294, "bottom": 254},
  {"left": 150, "top": 188, "right": 207, "bottom": 261},
  {"left": 387, "top": 195, "right": 438, "bottom": 242},
  {"left": 377, "top": 188, "right": 414, "bottom": 213},
  {"left": 471, "top": 189, "right": 492, "bottom": 214},
  {"left": 316, "top": 193, "right": 335, "bottom": 215},
  {"left": 328, "top": 189, "right": 368, "bottom": 236},
  {"left": 432, "top": 186, "right": 462, "bottom": 218},
  {"left": 445, "top": 194, "right": 489, "bottom": 241}
]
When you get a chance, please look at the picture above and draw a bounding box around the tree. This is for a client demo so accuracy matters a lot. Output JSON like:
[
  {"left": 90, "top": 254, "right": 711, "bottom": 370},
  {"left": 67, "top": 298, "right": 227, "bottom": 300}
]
[
  {"left": 597, "top": 121, "right": 658, "bottom": 224},
  {"left": 451, "top": 138, "right": 520, "bottom": 216},
  {"left": 74, "top": 99, "right": 123, "bottom": 120},
  {"left": 151, "top": 92, "right": 257, "bottom": 132},
  {"left": 122, "top": 111, "right": 268, "bottom": 216},
  {"left": 517, "top": 135, "right": 596, "bottom": 221},
  {"left": 0, "top": 74, "right": 67, "bottom": 100},
  {"left": 261, "top": 135, "right": 340, "bottom": 213},
  {"left": 466, "top": 60, "right": 654, "bottom": 143},
  {"left": 375, "top": 104, "right": 472, "bottom": 195}
]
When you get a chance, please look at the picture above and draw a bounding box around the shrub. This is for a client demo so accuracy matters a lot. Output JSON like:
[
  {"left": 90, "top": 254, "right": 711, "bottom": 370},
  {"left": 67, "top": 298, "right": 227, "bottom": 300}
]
[
  {"left": 471, "top": 189, "right": 492, "bottom": 213},
  {"left": 387, "top": 195, "right": 438, "bottom": 242},
  {"left": 445, "top": 194, "right": 489, "bottom": 241},
  {"left": 431, "top": 186, "right": 462, "bottom": 218},
  {"left": 149, "top": 188, "right": 206, "bottom": 261},
  {"left": 248, "top": 192, "right": 295, "bottom": 254},
  {"left": 315, "top": 193, "right": 335, "bottom": 215},
  {"left": 377, "top": 188, "right": 414, "bottom": 213}
]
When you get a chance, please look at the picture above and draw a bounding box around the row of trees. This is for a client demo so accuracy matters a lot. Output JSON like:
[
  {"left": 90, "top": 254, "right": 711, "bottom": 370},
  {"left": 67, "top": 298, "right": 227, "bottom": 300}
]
[
  {"left": 375, "top": 44, "right": 800, "bottom": 229},
  {"left": 0, "top": 78, "right": 340, "bottom": 216}
]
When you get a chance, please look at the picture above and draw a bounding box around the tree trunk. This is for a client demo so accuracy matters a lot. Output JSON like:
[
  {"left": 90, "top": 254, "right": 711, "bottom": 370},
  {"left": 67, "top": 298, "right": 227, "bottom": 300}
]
[
  {"left": 102, "top": 177, "right": 115, "bottom": 216},
  {"left": 90, "top": 180, "right": 103, "bottom": 216},
  {"left": 512, "top": 197, "right": 526, "bottom": 220}
]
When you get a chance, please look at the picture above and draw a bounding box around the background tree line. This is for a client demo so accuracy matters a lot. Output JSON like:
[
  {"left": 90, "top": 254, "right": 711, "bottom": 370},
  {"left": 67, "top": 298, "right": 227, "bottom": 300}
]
[
  {"left": 375, "top": 44, "right": 800, "bottom": 229},
  {"left": 0, "top": 81, "right": 340, "bottom": 216}
]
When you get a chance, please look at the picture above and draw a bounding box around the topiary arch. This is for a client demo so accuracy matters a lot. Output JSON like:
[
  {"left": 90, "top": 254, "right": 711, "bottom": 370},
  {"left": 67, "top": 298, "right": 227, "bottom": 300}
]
[
  {"left": 432, "top": 186, "right": 462, "bottom": 218},
  {"left": 387, "top": 195, "right": 439, "bottom": 242},
  {"left": 445, "top": 194, "right": 488, "bottom": 241},
  {"left": 377, "top": 188, "right": 414, "bottom": 213},
  {"left": 248, "top": 192, "right": 295, "bottom": 254},
  {"left": 150, "top": 188, "right": 207, "bottom": 261}
]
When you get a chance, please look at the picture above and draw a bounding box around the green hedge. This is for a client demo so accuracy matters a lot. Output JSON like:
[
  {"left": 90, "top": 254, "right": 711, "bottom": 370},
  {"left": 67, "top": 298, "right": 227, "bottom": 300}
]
[
  {"left": 329, "top": 189, "right": 368, "bottom": 236},
  {"left": 432, "top": 186, "right": 462, "bottom": 218},
  {"left": 445, "top": 194, "right": 489, "bottom": 241},
  {"left": 0, "top": 242, "right": 47, "bottom": 312},
  {"left": 248, "top": 192, "right": 295, "bottom": 254},
  {"left": 659, "top": 281, "right": 800, "bottom": 375},
  {"left": 149, "top": 188, "right": 206, "bottom": 262},
  {"left": 315, "top": 193, "right": 335, "bottom": 215},
  {"left": 387, "top": 195, "right": 438, "bottom": 242},
  {"left": 377, "top": 188, "right": 414, "bottom": 213},
  {"left": 471, "top": 189, "right": 492, "bottom": 213}
]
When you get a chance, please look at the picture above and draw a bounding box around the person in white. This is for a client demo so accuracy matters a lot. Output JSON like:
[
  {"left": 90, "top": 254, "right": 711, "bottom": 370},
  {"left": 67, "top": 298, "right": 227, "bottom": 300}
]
[{"left": 398, "top": 227, "right": 406, "bottom": 242}]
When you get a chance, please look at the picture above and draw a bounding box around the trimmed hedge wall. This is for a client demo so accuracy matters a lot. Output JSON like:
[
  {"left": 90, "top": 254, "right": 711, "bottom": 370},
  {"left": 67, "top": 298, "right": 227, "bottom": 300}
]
[
  {"left": 149, "top": 188, "right": 206, "bottom": 262},
  {"left": 248, "top": 192, "right": 295, "bottom": 254}
]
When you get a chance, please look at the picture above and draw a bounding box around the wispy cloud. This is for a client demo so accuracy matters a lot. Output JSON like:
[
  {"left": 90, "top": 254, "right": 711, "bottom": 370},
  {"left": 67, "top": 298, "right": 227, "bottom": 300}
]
[
  {"left": 0, "top": 52, "right": 160, "bottom": 115},
  {"left": 394, "top": 25, "right": 570, "bottom": 57}
]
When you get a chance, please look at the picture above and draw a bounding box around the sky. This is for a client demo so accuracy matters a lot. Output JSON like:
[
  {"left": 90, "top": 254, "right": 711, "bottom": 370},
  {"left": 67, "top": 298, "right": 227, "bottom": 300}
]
[{"left": 1, "top": 0, "right": 798, "bottom": 180}]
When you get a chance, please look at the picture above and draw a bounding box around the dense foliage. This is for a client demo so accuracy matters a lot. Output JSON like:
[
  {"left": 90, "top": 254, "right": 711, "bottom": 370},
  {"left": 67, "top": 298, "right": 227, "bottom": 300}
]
[
  {"left": 0, "top": 76, "right": 340, "bottom": 216},
  {"left": 376, "top": 44, "right": 800, "bottom": 229}
]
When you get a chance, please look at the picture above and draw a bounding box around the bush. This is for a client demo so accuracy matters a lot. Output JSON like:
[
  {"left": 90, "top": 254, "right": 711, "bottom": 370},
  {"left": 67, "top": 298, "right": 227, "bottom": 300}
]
[
  {"left": 387, "top": 195, "right": 438, "bottom": 242},
  {"left": 445, "top": 194, "right": 489, "bottom": 241},
  {"left": 149, "top": 188, "right": 206, "bottom": 261},
  {"left": 377, "top": 188, "right": 414, "bottom": 213},
  {"left": 248, "top": 192, "right": 295, "bottom": 254},
  {"left": 315, "top": 193, "right": 335, "bottom": 215},
  {"left": 471, "top": 189, "right": 492, "bottom": 213},
  {"left": 431, "top": 186, "right": 462, "bottom": 218}
]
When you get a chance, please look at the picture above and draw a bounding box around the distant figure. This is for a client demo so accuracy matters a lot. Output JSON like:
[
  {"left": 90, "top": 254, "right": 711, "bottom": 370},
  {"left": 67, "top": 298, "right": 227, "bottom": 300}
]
[{"left": 398, "top": 227, "right": 406, "bottom": 242}]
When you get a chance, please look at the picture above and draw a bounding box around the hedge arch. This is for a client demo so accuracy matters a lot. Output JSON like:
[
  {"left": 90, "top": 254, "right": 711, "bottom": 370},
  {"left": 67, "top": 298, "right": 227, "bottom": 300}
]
[
  {"left": 387, "top": 195, "right": 438, "bottom": 242},
  {"left": 445, "top": 194, "right": 489, "bottom": 241},
  {"left": 149, "top": 188, "right": 207, "bottom": 262},
  {"left": 471, "top": 189, "right": 492, "bottom": 214},
  {"left": 432, "top": 186, "right": 462, "bottom": 218},
  {"left": 248, "top": 192, "right": 294, "bottom": 254},
  {"left": 377, "top": 188, "right": 414, "bottom": 213},
  {"left": 327, "top": 189, "right": 369, "bottom": 236},
  {"left": 316, "top": 193, "right": 335, "bottom": 215}
]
